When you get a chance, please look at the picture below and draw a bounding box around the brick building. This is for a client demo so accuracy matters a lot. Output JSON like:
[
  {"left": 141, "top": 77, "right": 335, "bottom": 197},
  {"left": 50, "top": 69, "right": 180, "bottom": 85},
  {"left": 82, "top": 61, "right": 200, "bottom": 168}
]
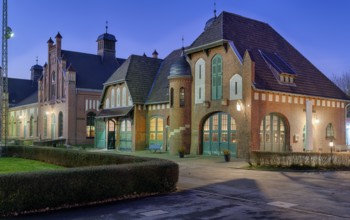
[{"left": 98, "top": 11, "right": 349, "bottom": 157}]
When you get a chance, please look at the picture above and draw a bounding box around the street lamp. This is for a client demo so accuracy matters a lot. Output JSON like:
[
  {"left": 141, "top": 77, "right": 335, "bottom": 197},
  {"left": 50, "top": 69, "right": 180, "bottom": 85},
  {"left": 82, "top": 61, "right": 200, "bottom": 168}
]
[{"left": 329, "top": 140, "right": 334, "bottom": 165}]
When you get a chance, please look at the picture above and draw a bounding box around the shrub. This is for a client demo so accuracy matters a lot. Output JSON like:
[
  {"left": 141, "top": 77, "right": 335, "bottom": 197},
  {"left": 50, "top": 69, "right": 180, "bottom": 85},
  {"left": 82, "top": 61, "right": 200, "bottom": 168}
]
[{"left": 0, "top": 146, "right": 179, "bottom": 216}]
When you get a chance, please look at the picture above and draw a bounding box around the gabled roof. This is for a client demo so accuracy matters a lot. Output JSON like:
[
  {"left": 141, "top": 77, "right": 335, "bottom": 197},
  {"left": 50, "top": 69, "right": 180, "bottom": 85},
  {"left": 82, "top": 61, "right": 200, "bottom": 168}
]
[
  {"left": 146, "top": 48, "right": 183, "bottom": 104},
  {"left": 8, "top": 78, "right": 37, "bottom": 107},
  {"left": 61, "top": 50, "right": 124, "bottom": 90},
  {"left": 13, "top": 91, "right": 38, "bottom": 107},
  {"left": 188, "top": 11, "right": 349, "bottom": 100},
  {"left": 103, "top": 55, "right": 163, "bottom": 104}
]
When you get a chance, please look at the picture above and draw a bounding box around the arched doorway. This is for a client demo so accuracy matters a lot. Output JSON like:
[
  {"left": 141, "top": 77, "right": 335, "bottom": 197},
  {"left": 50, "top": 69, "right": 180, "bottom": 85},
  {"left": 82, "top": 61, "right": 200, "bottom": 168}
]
[
  {"left": 203, "top": 112, "right": 237, "bottom": 157},
  {"left": 119, "top": 119, "right": 132, "bottom": 151},
  {"left": 260, "top": 113, "right": 289, "bottom": 152}
]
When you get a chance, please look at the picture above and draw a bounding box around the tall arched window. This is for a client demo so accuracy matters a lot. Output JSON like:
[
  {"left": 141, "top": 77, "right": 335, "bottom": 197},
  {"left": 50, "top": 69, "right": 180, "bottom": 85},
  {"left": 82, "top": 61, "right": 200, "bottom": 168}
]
[
  {"left": 51, "top": 71, "right": 56, "bottom": 99},
  {"left": 111, "top": 88, "right": 115, "bottom": 108},
  {"left": 86, "top": 112, "right": 96, "bottom": 138},
  {"left": 195, "top": 58, "right": 205, "bottom": 104},
  {"left": 58, "top": 112, "right": 63, "bottom": 137},
  {"left": 170, "top": 88, "right": 174, "bottom": 108},
  {"left": 117, "top": 88, "right": 121, "bottom": 107},
  {"left": 149, "top": 117, "right": 164, "bottom": 145},
  {"left": 29, "top": 116, "right": 34, "bottom": 137},
  {"left": 179, "top": 87, "right": 185, "bottom": 107},
  {"left": 51, "top": 113, "right": 56, "bottom": 139},
  {"left": 212, "top": 54, "right": 223, "bottom": 100},
  {"left": 44, "top": 114, "right": 47, "bottom": 137},
  {"left": 122, "top": 87, "right": 126, "bottom": 106}
]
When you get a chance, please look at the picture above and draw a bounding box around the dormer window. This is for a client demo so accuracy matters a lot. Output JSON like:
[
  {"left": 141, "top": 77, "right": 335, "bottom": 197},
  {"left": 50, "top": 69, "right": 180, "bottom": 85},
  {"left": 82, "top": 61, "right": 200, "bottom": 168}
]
[{"left": 260, "top": 50, "right": 296, "bottom": 85}]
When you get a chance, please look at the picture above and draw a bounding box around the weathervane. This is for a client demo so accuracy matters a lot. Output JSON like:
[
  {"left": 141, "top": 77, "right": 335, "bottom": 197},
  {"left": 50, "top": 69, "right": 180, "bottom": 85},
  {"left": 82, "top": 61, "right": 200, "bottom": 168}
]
[
  {"left": 214, "top": 0, "right": 217, "bottom": 18},
  {"left": 105, "top": 21, "right": 108, "bottom": 33}
]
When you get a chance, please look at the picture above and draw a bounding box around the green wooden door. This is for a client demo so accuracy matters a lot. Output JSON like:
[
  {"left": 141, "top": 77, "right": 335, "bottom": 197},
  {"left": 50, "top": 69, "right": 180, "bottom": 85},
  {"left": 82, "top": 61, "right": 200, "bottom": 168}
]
[
  {"left": 94, "top": 119, "right": 106, "bottom": 149},
  {"left": 203, "top": 113, "right": 237, "bottom": 157},
  {"left": 119, "top": 119, "right": 132, "bottom": 151}
]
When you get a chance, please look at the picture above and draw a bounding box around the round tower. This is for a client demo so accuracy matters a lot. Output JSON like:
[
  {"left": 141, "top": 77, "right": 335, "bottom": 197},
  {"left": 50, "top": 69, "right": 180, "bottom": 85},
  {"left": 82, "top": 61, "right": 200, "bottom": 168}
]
[{"left": 168, "top": 49, "right": 192, "bottom": 155}]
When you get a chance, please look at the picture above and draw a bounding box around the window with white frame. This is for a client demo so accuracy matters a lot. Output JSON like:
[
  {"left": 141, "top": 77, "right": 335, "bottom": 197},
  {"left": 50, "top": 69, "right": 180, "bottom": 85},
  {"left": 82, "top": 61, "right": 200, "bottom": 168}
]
[
  {"left": 229, "top": 74, "right": 242, "bottom": 100},
  {"left": 111, "top": 88, "right": 115, "bottom": 108},
  {"left": 195, "top": 58, "right": 205, "bottom": 104},
  {"left": 117, "top": 88, "right": 121, "bottom": 107},
  {"left": 122, "top": 87, "right": 126, "bottom": 106}
]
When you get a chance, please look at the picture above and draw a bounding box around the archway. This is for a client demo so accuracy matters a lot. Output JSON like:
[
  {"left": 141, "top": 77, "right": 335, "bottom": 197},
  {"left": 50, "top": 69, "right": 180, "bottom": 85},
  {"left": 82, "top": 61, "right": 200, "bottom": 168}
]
[
  {"left": 259, "top": 113, "right": 290, "bottom": 152},
  {"left": 202, "top": 112, "right": 237, "bottom": 157}
]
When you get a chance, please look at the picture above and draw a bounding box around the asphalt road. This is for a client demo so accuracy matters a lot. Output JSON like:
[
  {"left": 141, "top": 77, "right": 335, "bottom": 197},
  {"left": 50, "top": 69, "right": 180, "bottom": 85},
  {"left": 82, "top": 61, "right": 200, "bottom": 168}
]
[{"left": 8, "top": 154, "right": 350, "bottom": 220}]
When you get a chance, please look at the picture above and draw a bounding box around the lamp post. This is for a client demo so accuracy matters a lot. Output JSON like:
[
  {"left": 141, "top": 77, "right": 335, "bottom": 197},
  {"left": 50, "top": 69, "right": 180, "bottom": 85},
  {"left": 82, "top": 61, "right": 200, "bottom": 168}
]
[{"left": 329, "top": 140, "right": 334, "bottom": 165}]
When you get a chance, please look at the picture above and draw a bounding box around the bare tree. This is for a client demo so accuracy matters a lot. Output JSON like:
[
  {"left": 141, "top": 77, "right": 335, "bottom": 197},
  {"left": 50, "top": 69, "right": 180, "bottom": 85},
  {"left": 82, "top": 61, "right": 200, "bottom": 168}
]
[{"left": 332, "top": 72, "right": 350, "bottom": 96}]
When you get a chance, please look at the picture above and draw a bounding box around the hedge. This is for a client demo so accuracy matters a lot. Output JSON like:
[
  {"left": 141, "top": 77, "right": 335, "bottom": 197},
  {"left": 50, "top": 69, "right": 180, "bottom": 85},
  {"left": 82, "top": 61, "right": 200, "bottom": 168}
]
[
  {"left": 250, "top": 151, "right": 350, "bottom": 169},
  {"left": 0, "top": 146, "right": 179, "bottom": 216}
]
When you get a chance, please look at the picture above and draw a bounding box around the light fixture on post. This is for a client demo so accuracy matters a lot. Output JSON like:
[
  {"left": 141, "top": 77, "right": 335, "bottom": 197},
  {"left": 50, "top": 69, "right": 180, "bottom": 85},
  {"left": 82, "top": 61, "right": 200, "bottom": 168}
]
[{"left": 329, "top": 139, "right": 334, "bottom": 165}]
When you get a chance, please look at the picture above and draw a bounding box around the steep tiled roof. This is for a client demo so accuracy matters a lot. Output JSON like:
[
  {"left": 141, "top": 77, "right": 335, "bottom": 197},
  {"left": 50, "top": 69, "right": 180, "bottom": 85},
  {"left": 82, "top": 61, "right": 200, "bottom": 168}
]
[
  {"left": 103, "top": 55, "right": 163, "bottom": 104},
  {"left": 146, "top": 49, "right": 183, "bottom": 104},
  {"left": 13, "top": 91, "right": 38, "bottom": 107},
  {"left": 62, "top": 50, "right": 124, "bottom": 90},
  {"left": 8, "top": 78, "right": 37, "bottom": 107},
  {"left": 188, "top": 11, "right": 349, "bottom": 100}
]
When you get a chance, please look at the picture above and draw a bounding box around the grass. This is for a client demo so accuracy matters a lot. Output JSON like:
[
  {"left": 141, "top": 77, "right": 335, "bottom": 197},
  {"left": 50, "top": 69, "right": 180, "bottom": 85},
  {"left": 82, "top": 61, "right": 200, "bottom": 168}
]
[{"left": 0, "top": 157, "right": 64, "bottom": 174}]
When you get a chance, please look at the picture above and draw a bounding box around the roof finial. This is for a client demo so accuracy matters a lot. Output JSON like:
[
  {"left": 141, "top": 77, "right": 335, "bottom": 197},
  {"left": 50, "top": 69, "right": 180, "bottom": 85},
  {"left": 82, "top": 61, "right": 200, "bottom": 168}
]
[
  {"left": 36, "top": 56, "right": 38, "bottom": 65},
  {"left": 181, "top": 35, "right": 185, "bottom": 55},
  {"left": 214, "top": 0, "right": 217, "bottom": 18},
  {"left": 105, "top": 21, "right": 108, "bottom": 33}
]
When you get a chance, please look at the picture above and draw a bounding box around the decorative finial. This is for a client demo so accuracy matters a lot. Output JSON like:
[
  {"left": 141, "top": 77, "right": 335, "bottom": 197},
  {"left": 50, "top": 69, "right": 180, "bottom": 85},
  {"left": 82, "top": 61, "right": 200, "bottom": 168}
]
[
  {"left": 181, "top": 35, "right": 185, "bottom": 56},
  {"left": 36, "top": 56, "right": 38, "bottom": 65},
  {"left": 214, "top": 0, "right": 217, "bottom": 18},
  {"left": 105, "top": 21, "right": 108, "bottom": 33},
  {"left": 181, "top": 35, "right": 184, "bottom": 48}
]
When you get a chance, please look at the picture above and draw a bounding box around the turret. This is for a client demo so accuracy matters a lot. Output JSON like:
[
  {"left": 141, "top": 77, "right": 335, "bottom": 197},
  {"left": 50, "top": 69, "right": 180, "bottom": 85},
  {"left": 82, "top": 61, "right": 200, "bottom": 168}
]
[
  {"left": 168, "top": 48, "right": 192, "bottom": 155},
  {"left": 96, "top": 23, "right": 116, "bottom": 59}
]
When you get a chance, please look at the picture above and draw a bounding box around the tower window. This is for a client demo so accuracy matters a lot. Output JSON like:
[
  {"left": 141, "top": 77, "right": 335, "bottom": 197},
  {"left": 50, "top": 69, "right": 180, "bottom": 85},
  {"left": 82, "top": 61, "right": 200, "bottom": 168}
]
[{"left": 180, "top": 87, "right": 185, "bottom": 107}]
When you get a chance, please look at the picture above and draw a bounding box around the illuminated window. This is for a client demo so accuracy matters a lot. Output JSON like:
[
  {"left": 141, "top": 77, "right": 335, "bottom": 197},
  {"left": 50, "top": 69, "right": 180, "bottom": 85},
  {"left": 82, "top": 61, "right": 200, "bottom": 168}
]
[
  {"left": 86, "top": 112, "right": 96, "bottom": 138},
  {"left": 180, "top": 87, "right": 185, "bottom": 107}
]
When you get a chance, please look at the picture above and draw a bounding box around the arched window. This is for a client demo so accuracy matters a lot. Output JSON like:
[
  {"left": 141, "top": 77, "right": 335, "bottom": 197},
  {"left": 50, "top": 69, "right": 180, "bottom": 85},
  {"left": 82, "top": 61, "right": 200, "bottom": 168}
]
[
  {"left": 122, "top": 87, "right": 126, "bottom": 106},
  {"left": 260, "top": 113, "right": 287, "bottom": 152},
  {"left": 51, "top": 71, "right": 56, "bottom": 99},
  {"left": 195, "top": 58, "right": 205, "bottom": 104},
  {"left": 170, "top": 88, "right": 174, "bottom": 108},
  {"left": 105, "top": 98, "right": 110, "bottom": 109},
  {"left": 326, "top": 123, "right": 335, "bottom": 140},
  {"left": 29, "top": 116, "right": 34, "bottom": 137},
  {"left": 149, "top": 117, "right": 164, "bottom": 145},
  {"left": 51, "top": 113, "right": 56, "bottom": 139},
  {"left": 230, "top": 74, "right": 242, "bottom": 100},
  {"left": 180, "top": 87, "right": 185, "bottom": 107},
  {"left": 86, "top": 112, "right": 96, "bottom": 138},
  {"left": 117, "top": 88, "right": 121, "bottom": 107},
  {"left": 212, "top": 55, "right": 223, "bottom": 100},
  {"left": 111, "top": 88, "right": 115, "bottom": 108},
  {"left": 44, "top": 114, "right": 47, "bottom": 137},
  {"left": 16, "top": 116, "right": 20, "bottom": 137},
  {"left": 58, "top": 111, "right": 63, "bottom": 137}
]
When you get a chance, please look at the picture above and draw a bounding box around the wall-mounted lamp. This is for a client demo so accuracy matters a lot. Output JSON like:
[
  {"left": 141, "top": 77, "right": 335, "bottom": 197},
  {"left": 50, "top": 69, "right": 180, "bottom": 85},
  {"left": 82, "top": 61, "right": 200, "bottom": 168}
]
[
  {"left": 236, "top": 100, "right": 243, "bottom": 112},
  {"left": 45, "top": 111, "right": 50, "bottom": 115}
]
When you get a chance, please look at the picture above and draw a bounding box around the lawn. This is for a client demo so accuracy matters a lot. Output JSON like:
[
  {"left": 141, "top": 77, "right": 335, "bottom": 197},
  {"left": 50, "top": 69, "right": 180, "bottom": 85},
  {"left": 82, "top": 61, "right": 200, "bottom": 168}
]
[{"left": 0, "top": 157, "right": 64, "bottom": 174}]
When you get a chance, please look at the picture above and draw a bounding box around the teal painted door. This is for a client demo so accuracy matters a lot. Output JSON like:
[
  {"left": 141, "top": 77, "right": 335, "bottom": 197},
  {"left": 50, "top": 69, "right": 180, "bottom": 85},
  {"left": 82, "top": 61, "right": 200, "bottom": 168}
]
[
  {"left": 94, "top": 119, "right": 106, "bottom": 149},
  {"left": 119, "top": 119, "right": 132, "bottom": 151},
  {"left": 203, "top": 113, "right": 237, "bottom": 157}
]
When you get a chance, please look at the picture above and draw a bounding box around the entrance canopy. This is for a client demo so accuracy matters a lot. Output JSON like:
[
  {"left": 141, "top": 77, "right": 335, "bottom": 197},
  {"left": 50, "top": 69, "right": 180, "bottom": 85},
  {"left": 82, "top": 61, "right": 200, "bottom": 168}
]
[{"left": 96, "top": 106, "right": 133, "bottom": 119}]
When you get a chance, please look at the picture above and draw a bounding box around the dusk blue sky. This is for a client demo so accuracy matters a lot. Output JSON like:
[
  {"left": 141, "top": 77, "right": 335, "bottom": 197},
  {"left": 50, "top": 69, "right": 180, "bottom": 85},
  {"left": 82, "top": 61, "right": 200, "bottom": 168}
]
[{"left": 6, "top": 0, "right": 350, "bottom": 80}]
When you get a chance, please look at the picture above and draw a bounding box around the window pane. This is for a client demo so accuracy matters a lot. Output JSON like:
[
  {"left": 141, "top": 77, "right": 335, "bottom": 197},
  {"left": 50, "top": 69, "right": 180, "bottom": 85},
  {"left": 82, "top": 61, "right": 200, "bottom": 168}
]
[
  {"left": 157, "top": 133, "right": 163, "bottom": 141},
  {"left": 212, "top": 115, "right": 218, "bottom": 130},
  {"left": 212, "top": 132, "right": 218, "bottom": 142},
  {"left": 221, "top": 132, "right": 228, "bottom": 142},
  {"left": 221, "top": 114, "right": 228, "bottom": 131},
  {"left": 203, "top": 132, "right": 210, "bottom": 142},
  {"left": 204, "top": 120, "right": 210, "bottom": 131},
  {"left": 157, "top": 118, "right": 163, "bottom": 131},
  {"left": 150, "top": 118, "right": 156, "bottom": 131},
  {"left": 231, "top": 117, "right": 236, "bottom": 130},
  {"left": 231, "top": 132, "right": 236, "bottom": 143},
  {"left": 150, "top": 133, "right": 156, "bottom": 140},
  {"left": 126, "top": 120, "right": 131, "bottom": 131}
]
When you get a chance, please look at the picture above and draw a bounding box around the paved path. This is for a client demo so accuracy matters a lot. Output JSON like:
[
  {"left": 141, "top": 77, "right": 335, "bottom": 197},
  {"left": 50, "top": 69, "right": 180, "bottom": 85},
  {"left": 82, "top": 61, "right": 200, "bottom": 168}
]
[{"left": 9, "top": 152, "right": 350, "bottom": 219}]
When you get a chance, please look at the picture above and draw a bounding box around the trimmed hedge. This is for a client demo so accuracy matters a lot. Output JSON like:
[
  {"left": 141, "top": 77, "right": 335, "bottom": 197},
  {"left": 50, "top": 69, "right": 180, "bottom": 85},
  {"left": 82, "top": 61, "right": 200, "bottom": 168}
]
[
  {"left": 0, "top": 146, "right": 179, "bottom": 216},
  {"left": 250, "top": 151, "right": 350, "bottom": 169}
]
